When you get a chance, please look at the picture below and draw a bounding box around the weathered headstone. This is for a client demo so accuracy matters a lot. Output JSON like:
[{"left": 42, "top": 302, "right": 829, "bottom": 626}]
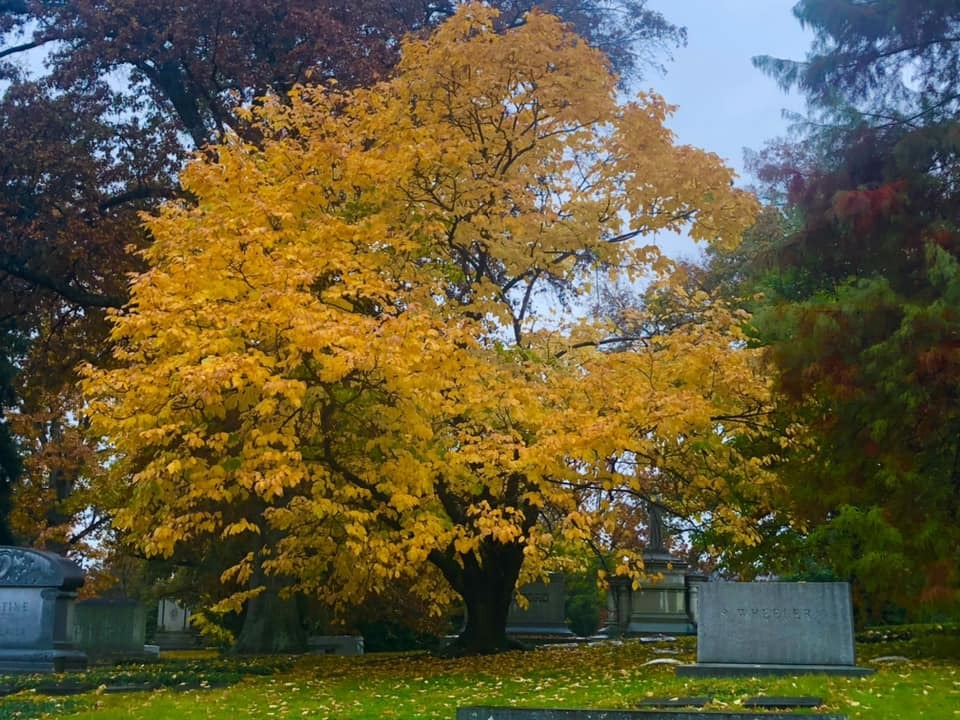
[
  {"left": 73, "top": 599, "right": 147, "bottom": 660},
  {"left": 506, "top": 573, "right": 574, "bottom": 638},
  {"left": 0, "top": 546, "right": 87, "bottom": 672},
  {"left": 676, "top": 582, "right": 873, "bottom": 677}
]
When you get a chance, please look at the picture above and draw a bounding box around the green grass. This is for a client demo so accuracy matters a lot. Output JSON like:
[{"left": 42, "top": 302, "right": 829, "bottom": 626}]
[{"left": 2, "top": 632, "right": 958, "bottom": 719}]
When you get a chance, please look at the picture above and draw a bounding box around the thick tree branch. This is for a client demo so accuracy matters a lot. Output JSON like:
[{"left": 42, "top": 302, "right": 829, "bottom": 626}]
[
  {"left": 0, "top": 34, "right": 59, "bottom": 61},
  {"left": 68, "top": 513, "right": 111, "bottom": 546},
  {"left": 135, "top": 60, "right": 209, "bottom": 148},
  {"left": 554, "top": 334, "right": 651, "bottom": 358},
  {"left": 98, "top": 184, "right": 180, "bottom": 213},
  {"left": 0, "top": 256, "right": 126, "bottom": 309}
]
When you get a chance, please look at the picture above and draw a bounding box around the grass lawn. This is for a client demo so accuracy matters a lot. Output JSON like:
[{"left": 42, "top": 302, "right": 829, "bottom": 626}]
[{"left": 3, "top": 629, "right": 958, "bottom": 719}]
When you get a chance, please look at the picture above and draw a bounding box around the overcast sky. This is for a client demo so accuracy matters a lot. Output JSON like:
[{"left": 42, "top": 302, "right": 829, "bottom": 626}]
[
  {"left": 640, "top": 0, "right": 814, "bottom": 257},
  {"left": 644, "top": 0, "right": 813, "bottom": 175}
]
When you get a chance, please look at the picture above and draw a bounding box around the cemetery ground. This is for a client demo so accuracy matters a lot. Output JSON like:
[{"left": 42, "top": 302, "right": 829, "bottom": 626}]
[{"left": 0, "top": 625, "right": 957, "bottom": 720}]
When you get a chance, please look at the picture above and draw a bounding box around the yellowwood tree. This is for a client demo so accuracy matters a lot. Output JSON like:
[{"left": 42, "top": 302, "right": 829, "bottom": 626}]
[{"left": 85, "top": 5, "right": 768, "bottom": 653}]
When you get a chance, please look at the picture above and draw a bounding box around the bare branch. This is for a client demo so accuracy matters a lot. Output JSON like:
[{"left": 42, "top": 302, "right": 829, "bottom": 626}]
[{"left": 554, "top": 334, "right": 651, "bottom": 358}]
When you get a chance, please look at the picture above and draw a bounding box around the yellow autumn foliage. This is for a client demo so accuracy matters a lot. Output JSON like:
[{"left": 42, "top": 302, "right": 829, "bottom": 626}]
[{"left": 83, "top": 5, "right": 771, "bottom": 640}]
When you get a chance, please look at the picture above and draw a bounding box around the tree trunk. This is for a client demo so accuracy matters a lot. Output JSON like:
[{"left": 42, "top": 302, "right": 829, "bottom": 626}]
[
  {"left": 234, "top": 550, "right": 306, "bottom": 654},
  {"left": 434, "top": 538, "right": 526, "bottom": 654}
]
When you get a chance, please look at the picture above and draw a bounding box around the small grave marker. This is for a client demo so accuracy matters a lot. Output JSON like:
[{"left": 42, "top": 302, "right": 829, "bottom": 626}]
[
  {"left": 743, "top": 696, "right": 823, "bottom": 709},
  {"left": 637, "top": 695, "right": 712, "bottom": 707}
]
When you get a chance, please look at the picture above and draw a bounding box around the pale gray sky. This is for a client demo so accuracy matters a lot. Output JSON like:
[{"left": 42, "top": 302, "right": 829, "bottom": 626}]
[
  {"left": 640, "top": 0, "right": 813, "bottom": 257},
  {"left": 645, "top": 0, "right": 813, "bottom": 175}
]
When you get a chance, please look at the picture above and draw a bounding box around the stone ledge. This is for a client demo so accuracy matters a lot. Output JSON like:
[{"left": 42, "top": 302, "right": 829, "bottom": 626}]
[
  {"left": 456, "top": 706, "right": 848, "bottom": 720},
  {"left": 675, "top": 663, "right": 874, "bottom": 678},
  {"left": 0, "top": 648, "right": 87, "bottom": 673}
]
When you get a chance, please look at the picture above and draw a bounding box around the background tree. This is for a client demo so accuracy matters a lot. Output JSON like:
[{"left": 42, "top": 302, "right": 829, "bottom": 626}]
[
  {"left": 755, "top": 0, "right": 960, "bottom": 124},
  {"left": 0, "top": 1, "right": 683, "bottom": 551},
  {"left": 594, "top": 262, "right": 798, "bottom": 578},
  {"left": 0, "top": 323, "right": 23, "bottom": 546},
  {"left": 719, "top": 0, "right": 960, "bottom": 616},
  {"left": 86, "top": 6, "right": 764, "bottom": 654}
]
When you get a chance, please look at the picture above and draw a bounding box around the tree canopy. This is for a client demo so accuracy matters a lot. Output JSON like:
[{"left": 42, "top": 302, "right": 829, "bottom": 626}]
[
  {"left": 85, "top": 5, "right": 764, "bottom": 653},
  {"left": 755, "top": 0, "right": 960, "bottom": 124},
  {"left": 0, "top": 0, "right": 684, "bottom": 553},
  {"left": 729, "top": 0, "right": 960, "bottom": 615}
]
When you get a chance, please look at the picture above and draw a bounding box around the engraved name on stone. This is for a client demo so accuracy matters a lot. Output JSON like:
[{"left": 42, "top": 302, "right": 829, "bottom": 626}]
[
  {"left": 510, "top": 591, "right": 551, "bottom": 609},
  {"left": 696, "top": 582, "right": 858, "bottom": 667},
  {"left": 719, "top": 607, "right": 826, "bottom": 621},
  {"left": 0, "top": 588, "right": 45, "bottom": 645},
  {"left": 0, "top": 601, "right": 29, "bottom": 613},
  {"left": 0, "top": 599, "right": 31, "bottom": 639}
]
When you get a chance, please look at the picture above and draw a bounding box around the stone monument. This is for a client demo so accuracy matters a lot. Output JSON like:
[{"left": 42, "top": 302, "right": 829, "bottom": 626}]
[
  {"left": 73, "top": 599, "right": 148, "bottom": 661},
  {"left": 601, "top": 503, "right": 696, "bottom": 635},
  {"left": 0, "top": 546, "right": 87, "bottom": 672},
  {"left": 506, "top": 573, "right": 574, "bottom": 638},
  {"left": 676, "top": 581, "right": 874, "bottom": 677}
]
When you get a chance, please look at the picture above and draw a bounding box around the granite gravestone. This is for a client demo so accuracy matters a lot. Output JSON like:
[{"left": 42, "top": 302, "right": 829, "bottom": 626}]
[
  {"left": 0, "top": 546, "right": 87, "bottom": 672},
  {"left": 676, "top": 582, "right": 873, "bottom": 677},
  {"left": 506, "top": 573, "right": 574, "bottom": 638}
]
